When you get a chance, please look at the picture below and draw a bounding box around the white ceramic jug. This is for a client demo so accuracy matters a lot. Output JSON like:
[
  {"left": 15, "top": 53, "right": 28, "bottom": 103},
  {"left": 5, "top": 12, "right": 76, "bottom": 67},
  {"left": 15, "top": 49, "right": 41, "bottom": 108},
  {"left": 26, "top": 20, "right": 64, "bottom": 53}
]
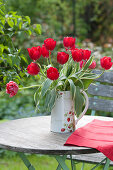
[{"left": 51, "top": 90, "right": 89, "bottom": 133}]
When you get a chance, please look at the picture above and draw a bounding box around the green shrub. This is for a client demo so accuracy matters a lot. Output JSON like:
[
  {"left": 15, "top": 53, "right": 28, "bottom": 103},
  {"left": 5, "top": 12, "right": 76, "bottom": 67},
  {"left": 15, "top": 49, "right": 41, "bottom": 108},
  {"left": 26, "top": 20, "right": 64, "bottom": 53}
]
[{"left": 0, "top": 0, "right": 41, "bottom": 89}]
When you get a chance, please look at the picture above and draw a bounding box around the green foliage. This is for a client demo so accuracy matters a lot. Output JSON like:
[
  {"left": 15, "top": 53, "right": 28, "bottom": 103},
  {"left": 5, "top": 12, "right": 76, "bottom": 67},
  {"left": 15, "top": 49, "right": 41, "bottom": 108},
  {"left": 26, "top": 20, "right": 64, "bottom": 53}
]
[
  {"left": 75, "top": 86, "right": 84, "bottom": 116},
  {"left": 41, "top": 79, "right": 52, "bottom": 97},
  {"left": 87, "top": 0, "right": 113, "bottom": 42},
  {"left": 0, "top": 0, "right": 41, "bottom": 89},
  {"left": 6, "top": 0, "right": 113, "bottom": 42},
  {"left": 33, "top": 24, "right": 42, "bottom": 35},
  {"left": 0, "top": 90, "right": 38, "bottom": 120},
  {"left": 68, "top": 79, "right": 76, "bottom": 100},
  {"left": 4, "top": 0, "right": 88, "bottom": 38}
]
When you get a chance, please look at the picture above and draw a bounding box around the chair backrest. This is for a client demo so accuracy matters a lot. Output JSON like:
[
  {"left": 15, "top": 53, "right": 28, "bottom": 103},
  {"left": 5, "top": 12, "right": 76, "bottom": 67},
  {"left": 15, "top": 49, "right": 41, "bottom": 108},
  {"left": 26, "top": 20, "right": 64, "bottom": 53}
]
[{"left": 88, "top": 70, "right": 113, "bottom": 113}]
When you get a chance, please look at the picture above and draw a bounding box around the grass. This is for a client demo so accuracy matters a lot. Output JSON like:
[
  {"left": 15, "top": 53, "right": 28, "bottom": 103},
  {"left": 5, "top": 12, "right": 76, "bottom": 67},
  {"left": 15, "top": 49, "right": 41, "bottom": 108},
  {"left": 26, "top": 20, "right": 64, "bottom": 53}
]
[{"left": 0, "top": 154, "right": 112, "bottom": 170}]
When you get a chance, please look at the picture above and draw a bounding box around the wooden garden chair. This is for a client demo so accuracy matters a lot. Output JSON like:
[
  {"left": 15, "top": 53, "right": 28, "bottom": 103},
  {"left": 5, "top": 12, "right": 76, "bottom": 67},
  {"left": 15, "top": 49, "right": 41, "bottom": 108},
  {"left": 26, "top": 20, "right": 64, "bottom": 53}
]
[{"left": 69, "top": 70, "right": 113, "bottom": 168}]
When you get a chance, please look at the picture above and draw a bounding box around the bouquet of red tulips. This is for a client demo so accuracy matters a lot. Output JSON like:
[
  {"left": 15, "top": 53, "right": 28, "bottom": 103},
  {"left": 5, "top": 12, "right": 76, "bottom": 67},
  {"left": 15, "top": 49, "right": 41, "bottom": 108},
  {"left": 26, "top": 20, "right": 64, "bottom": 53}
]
[{"left": 6, "top": 37, "right": 112, "bottom": 115}]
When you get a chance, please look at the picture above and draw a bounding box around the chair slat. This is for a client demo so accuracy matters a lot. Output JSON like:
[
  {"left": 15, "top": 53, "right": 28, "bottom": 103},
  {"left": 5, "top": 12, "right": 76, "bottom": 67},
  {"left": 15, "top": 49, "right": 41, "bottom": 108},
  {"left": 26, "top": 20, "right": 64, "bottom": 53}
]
[
  {"left": 93, "top": 70, "right": 113, "bottom": 84},
  {"left": 89, "top": 97, "right": 113, "bottom": 112},
  {"left": 68, "top": 153, "right": 113, "bottom": 165},
  {"left": 88, "top": 84, "right": 113, "bottom": 98}
]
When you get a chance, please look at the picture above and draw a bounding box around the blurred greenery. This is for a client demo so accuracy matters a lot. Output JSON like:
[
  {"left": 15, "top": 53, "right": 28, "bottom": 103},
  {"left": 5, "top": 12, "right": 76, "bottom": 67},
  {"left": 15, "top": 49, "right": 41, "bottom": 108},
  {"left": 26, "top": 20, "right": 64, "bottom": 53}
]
[
  {"left": 0, "top": 89, "right": 50, "bottom": 120},
  {"left": 5, "top": 0, "right": 113, "bottom": 43},
  {"left": 0, "top": 153, "right": 112, "bottom": 170},
  {"left": 0, "top": 90, "right": 36, "bottom": 120}
]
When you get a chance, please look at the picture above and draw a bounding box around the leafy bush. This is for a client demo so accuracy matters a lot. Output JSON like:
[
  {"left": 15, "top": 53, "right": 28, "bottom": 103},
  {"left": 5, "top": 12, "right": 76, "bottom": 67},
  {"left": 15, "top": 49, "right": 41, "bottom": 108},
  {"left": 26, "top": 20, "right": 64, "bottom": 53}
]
[{"left": 0, "top": 0, "right": 41, "bottom": 89}]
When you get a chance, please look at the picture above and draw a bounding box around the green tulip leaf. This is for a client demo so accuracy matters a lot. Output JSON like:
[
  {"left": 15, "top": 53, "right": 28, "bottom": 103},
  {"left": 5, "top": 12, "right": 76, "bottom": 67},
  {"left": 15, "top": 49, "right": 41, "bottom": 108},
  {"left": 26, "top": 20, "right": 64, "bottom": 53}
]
[
  {"left": 41, "top": 78, "right": 52, "bottom": 97},
  {"left": 74, "top": 86, "right": 84, "bottom": 116},
  {"left": 67, "top": 79, "right": 76, "bottom": 100},
  {"left": 48, "top": 89, "right": 56, "bottom": 110},
  {"left": 83, "top": 56, "right": 93, "bottom": 71}
]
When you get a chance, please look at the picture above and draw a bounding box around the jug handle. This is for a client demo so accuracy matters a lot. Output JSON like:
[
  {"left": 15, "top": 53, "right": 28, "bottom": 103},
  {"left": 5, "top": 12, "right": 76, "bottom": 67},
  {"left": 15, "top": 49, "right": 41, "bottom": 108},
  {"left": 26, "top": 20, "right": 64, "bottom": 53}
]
[{"left": 75, "top": 90, "right": 89, "bottom": 124}]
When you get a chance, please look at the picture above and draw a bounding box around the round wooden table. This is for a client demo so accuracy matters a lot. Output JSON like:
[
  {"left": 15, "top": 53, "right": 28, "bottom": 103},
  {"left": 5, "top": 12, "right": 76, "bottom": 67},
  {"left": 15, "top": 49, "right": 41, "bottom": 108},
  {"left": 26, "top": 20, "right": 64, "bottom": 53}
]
[{"left": 0, "top": 115, "right": 112, "bottom": 170}]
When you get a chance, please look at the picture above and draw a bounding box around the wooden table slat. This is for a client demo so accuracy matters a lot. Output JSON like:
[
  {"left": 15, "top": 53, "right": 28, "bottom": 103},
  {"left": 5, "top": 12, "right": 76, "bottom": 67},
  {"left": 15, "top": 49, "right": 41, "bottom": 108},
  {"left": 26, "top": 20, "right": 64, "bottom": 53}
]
[{"left": 0, "top": 115, "right": 112, "bottom": 155}]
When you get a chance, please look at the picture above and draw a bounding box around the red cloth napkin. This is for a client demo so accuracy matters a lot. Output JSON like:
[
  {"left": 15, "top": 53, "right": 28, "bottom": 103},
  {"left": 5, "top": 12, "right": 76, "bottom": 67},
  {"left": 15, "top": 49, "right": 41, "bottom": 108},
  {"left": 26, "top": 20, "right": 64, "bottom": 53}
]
[{"left": 65, "top": 119, "right": 113, "bottom": 161}]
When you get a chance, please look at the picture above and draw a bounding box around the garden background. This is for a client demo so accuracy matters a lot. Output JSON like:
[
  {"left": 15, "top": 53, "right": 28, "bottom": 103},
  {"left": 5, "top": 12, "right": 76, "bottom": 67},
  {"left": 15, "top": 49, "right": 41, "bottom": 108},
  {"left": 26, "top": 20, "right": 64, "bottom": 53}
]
[{"left": 0, "top": 0, "right": 113, "bottom": 169}]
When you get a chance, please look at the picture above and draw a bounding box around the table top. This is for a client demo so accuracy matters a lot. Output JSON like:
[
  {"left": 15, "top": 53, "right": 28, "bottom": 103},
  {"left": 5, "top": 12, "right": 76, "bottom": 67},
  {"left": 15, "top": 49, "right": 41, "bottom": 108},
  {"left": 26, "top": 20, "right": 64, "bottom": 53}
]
[{"left": 0, "top": 115, "right": 112, "bottom": 155}]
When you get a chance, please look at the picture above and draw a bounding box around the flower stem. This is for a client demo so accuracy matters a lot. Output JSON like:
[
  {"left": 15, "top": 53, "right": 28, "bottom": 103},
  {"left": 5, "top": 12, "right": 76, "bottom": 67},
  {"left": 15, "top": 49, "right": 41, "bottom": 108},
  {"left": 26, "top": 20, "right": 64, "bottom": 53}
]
[
  {"left": 49, "top": 50, "right": 52, "bottom": 66},
  {"left": 39, "top": 70, "right": 46, "bottom": 78},
  {"left": 76, "top": 62, "right": 79, "bottom": 72},
  {"left": 19, "top": 84, "right": 41, "bottom": 90},
  {"left": 47, "top": 58, "right": 49, "bottom": 65},
  {"left": 96, "top": 70, "right": 105, "bottom": 79}
]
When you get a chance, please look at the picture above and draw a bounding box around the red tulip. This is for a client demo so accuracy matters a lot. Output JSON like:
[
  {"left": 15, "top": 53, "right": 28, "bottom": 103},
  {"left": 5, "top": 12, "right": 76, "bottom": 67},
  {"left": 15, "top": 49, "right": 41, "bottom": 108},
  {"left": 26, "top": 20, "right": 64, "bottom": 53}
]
[
  {"left": 41, "top": 44, "right": 49, "bottom": 58},
  {"left": 89, "top": 61, "right": 96, "bottom": 69},
  {"left": 47, "top": 67, "right": 59, "bottom": 80},
  {"left": 80, "top": 60, "right": 96, "bottom": 69},
  {"left": 83, "top": 49, "right": 91, "bottom": 60},
  {"left": 27, "top": 46, "right": 41, "bottom": 61},
  {"left": 65, "top": 45, "right": 77, "bottom": 51},
  {"left": 63, "top": 37, "right": 75, "bottom": 49},
  {"left": 80, "top": 61, "right": 87, "bottom": 69},
  {"left": 72, "top": 49, "right": 83, "bottom": 62},
  {"left": 6, "top": 81, "right": 18, "bottom": 97},
  {"left": 100, "top": 56, "right": 112, "bottom": 70},
  {"left": 80, "top": 61, "right": 84, "bottom": 69},
  {"left": 27, "top": 62, "right": 40, "bottom": 75},
  {"left": 57, "top": 52, "right": 69, "bottom": 65},
  {"left": 44, "top": 38, "right": 56, "bottom": 51}
]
